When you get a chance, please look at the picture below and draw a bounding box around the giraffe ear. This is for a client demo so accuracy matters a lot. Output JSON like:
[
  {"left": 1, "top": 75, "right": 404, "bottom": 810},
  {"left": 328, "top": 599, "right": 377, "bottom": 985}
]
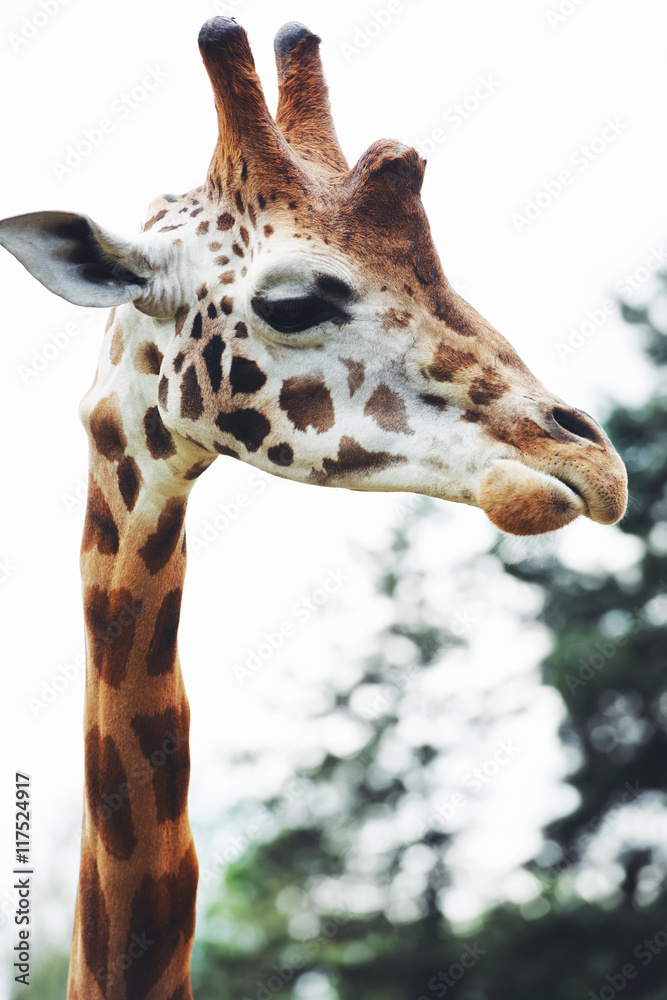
[{"left": 0, "top": 211, "right": 154, "bottom": 309}]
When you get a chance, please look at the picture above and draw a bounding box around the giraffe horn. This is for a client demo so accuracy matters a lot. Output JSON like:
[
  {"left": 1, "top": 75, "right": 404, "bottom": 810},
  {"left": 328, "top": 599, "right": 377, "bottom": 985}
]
[
  {"left": 198, "top": 18, "right": 297, "bottom": 192},
  {"left": 274, "top": 22, "right": 348, "bottom": 173}
]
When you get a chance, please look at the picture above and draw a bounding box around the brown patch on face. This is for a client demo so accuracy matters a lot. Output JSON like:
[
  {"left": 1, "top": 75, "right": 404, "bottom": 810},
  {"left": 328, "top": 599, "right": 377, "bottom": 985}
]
[
  {"left": 230, "top": 357, "right": 267, "bottom": 395},
  {"left": 130, "top": 704, "right": 190, "bottom": 822},
  {"left": 247, "top": 203, "right": 257, "bottom": 227},
  {"left": 268, "top": 443, "right": 294, "bottom": 466},
  {"left": 215, "top": 409, "right": 271, "bottom": 453},
  {"left": 138, "top": 497, "right": 186, "bottom": 575},
  {"left": 364, "top": 383, "right": 414, "bottom": 435},
  {"left": 124, "top": 843, "right": 198, "bottom": 997},
  {"left": 219, "top": 270, "right": 235, "bottom": 284},
  {"left": 234, "top": 321, "right": 248, "bottom": 338},
  {"left": 232, "top": 242, "right": 244, "bottom": 257},
  {"left": 220, "top": 296, "right": 234, "bottom": 315},
  {"left": 79, "top": 857, "right": 110, "bottom": 981},
  {"left": 110, "top": 324, "right": 124, "bottom": 365},
  {"left": 483, "top": 413, "right": 550, "bottom": 450},
  {"left": 428, "top": 344, "right": 477, "bottom": 383},
  {"left": 174, "top": 305, "right": 190, "bottom": 336},
  {"left": 263, "top": 224, "right": 274, "bottom": 237},
  {"left": 144, "top": 406, "right": 177, "bottom": 460},
  {"left": 235, "top": 191, "right": 245, "bottom": 214},
  {"left": 433, "top": 295, "right": 485, "bottom": 337},
  {"left": 420, "top": 394, "right": 448, "bottom": 411},
  {"left": 341, "top": 357, "right": 365, "bottom": 396},
  {"left": 280, "top": 376, "right": 335, "bottom": 434},
  {"left": 117, "top": 456, "right": 142, "bottom": 512},
  {"left": 240, "top": 225, "right": 250, "bottom": 246},
  {"left": 196, "top": 219, "right": 210, "bottom": 236},
  {"left": 84, "top": 585, "right": 141, "bottom": 688},
  {"left": 146, "top": 590, "right": 182, "bottom": 675},
  {"left": 85, "top": 725, "right": 137, "bottom": 860},
  {"left": 196, "top": 284, "right": 208, "bottom": 301},
  {"left": 190, "top": 313, "right": 203, "bottom": 340},
  {"left": 134, "top": 341, "right": 164, "bottom": 375},
  {"left": 173, "top": 352, "right": 185, "bottom": 373},
  {"left": 144, "top": 208, "right": 168, "bottom": 231},
  {"left": 208, "top": 241, "right": 222, "bottom": 251},
  {"left": 158, "top": 375, "right": 169, "bottom": 408},
  {"left": 468, "top": 370, "right": 509, "bottom": 406},
  {"left": 496, "top": 349, "right": 527, "bottom": 370},
  {"left": 89, "top": 395, "right": 127, "bottom": 462},
  {"left": 217, "top": 212, "right": 234, "bottom": 231},
  {"left": 214, "top": 255, "right": 230, "bottom": 266},
  {"left": 82, "top": 478, "right": 119, "bottom": 555},
  {"left": 180, "top": 366, "right": 204, "bottom": 421},
  {"left": 320, "top": 435, "right": 407, "bottom": 479},
  {"left": 380, "top": 307, "right": 412, "bottom": 331}
]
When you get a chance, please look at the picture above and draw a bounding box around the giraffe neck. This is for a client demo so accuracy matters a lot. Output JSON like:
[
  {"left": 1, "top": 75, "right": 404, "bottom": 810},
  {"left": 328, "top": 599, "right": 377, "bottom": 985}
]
[{"left": 67, "top": 329, "right": 207, "bottom": 999}]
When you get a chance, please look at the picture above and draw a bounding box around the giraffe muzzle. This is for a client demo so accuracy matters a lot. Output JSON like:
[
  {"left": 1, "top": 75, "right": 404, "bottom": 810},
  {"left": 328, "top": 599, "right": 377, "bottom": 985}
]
[{"left": 477, "top": 402, "right": 628, "bottom": 535}]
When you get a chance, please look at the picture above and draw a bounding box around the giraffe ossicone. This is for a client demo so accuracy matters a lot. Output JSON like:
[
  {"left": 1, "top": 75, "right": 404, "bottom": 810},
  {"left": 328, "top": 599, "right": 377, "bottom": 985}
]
[{"left": 0, "top": 16, "right": 627, "bottom": 1000}]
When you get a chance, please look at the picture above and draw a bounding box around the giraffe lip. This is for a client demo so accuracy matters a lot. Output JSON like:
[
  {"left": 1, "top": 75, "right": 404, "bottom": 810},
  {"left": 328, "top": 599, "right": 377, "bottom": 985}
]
[{"left": 554, "top": 476, "right": 589, "bottom": 516}]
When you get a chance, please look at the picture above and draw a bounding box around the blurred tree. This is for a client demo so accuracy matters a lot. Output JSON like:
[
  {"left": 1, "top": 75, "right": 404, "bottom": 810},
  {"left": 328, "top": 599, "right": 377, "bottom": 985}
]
[
  {"left": 15, "top": 276, "right": 667, "bottom": 1000},
  {"left": 193, "top": 275, "right": 667, "bottom": 1000}
]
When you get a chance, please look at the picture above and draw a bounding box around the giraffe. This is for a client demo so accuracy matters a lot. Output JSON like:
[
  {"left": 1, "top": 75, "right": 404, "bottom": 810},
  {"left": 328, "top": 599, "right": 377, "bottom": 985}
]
[{"left": 0, "top": 16, "right": 627, "bottom": 1000}]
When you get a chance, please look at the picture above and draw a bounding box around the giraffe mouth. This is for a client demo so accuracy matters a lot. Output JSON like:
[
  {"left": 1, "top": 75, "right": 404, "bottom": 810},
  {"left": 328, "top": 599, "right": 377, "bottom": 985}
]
[{"left": 477, "top": 460, "right": 591, "bottom": 536}]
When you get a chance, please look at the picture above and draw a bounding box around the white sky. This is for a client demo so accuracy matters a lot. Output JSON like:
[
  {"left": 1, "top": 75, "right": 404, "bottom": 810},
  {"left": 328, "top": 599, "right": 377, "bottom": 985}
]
[{"left": 1, "top": 0, "right": 665, "bottom": 994}]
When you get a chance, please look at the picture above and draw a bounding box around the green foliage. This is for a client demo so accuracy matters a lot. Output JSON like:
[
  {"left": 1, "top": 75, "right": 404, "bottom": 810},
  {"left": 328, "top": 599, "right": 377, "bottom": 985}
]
[{"left": 194, "top": 274, "right": 667, "bottom": 999}]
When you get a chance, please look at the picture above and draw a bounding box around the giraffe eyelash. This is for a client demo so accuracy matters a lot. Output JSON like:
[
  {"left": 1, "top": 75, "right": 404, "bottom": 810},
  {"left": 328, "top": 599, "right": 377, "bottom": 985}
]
[{"left": 251, "top": 294, "right": 347, "bottom": 334}]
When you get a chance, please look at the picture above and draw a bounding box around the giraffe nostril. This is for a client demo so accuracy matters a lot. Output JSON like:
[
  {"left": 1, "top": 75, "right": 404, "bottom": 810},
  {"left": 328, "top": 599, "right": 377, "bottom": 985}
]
[{"left": 550, "top": 405, "right": 605, "bottom": 445}]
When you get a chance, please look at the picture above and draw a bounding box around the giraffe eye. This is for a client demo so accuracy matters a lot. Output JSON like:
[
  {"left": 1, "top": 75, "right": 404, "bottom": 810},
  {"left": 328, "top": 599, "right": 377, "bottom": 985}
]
[{"left": 251, "top": 295, "right": 345, "bottom": 333}]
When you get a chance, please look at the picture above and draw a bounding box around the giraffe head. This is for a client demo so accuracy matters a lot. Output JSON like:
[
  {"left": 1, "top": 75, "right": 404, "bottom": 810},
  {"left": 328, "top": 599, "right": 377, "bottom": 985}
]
[{"left": 0, "top": 17, "right": 627, "bottom": 535}]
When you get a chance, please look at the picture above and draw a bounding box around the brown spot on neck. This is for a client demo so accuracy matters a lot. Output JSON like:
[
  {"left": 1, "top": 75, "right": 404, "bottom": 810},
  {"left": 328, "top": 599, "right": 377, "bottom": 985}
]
[
  {"left": 89, "top": 395, "right": 127, "bottom": 462},
  {"left": 138, "top": 497, "right": 187, "bottom": 575}
]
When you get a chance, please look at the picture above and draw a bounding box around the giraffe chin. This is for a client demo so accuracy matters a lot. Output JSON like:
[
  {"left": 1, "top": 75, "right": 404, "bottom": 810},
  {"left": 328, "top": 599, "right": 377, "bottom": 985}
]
[{"left": 478, "top": 460, "right": 587, "bottom": 536}]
